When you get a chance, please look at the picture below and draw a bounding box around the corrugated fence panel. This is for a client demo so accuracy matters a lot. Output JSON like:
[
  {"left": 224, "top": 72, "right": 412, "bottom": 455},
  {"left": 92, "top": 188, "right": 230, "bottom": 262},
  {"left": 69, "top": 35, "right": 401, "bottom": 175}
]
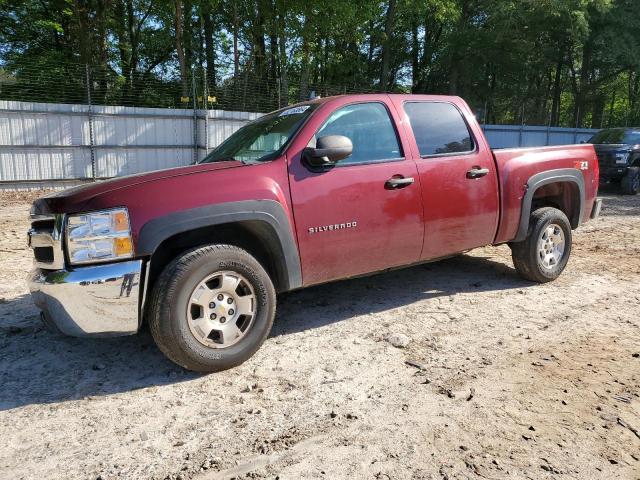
[
  {"left": 1, "top": 100, "right": 605, "bottom": 187},
  {"left": 0, "top": 101, "right": 258, "bottom": 184},
  {"left": 483, "top": 125, "right": 598, "bottom": 149}
]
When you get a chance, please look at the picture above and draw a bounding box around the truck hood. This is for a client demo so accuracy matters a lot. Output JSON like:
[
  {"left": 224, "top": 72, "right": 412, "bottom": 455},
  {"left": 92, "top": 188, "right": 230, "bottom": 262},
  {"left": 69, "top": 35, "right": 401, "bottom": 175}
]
[
  {"left": 32, "top": 161, "right": 243, "bottom": 215},
  {"left": 593, "top": 144, "right": 632, "bottom": 152},
  {"left": 593, "top": 144, "right": 636, "bottom": 166}
]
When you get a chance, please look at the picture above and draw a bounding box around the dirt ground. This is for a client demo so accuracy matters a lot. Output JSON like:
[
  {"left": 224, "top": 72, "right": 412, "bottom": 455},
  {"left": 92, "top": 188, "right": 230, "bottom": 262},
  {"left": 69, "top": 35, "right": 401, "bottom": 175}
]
[{"left": 0, "top": 188, "right": 638, "bottom": 480}]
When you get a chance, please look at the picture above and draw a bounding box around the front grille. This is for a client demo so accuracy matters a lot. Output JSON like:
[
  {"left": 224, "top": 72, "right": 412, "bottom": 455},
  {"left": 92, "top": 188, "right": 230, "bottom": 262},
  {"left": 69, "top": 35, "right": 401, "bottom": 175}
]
[
  {"left": 595, "top": 152, "right": 616, "bottom": 166},
  {"left": 28, "top": 213, "right": 65, "bottom": 270}
]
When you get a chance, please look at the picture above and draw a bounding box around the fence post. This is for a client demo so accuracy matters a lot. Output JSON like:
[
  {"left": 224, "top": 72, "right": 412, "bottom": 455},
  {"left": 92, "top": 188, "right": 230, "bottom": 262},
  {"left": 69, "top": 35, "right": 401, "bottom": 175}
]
[
  {"left": 85, "top": 64, "right": 96, "bottom": 180},
  {"left": 192, "top": 73, "right": 198, "bottom": 164},
  {"left": 518, "top": 104, "right": 525, "bottom": 147},
  {"left": 545, "top": 110, "right": 551, "bottom": 146}
]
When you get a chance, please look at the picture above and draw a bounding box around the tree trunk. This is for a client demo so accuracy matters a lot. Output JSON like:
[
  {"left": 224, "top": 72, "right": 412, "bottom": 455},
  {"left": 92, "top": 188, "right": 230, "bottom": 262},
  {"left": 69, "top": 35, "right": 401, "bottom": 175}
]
[
  {"left": 573, "top": 41, "right": 592, "bottom": 128},
  {"left": 277, "top": 11, "right": 288, "bottom": 105},
  {"left": 269, "top": 23, "right": 278, "bottom": 82},
  {"left": 411, "top": 20, "right": 419, "bottom": 91},
  {"left": 253, "top": 0, "right": 267, "bottom": 77},
  {"left": 380, "top": 0, "right": 396, "bottom": 90},
  {"left": 174, "top": 0, "right": 188, "bottom": 96},
  {"left": 550, "top": 52, "right": 563, "bottom": 127},
  {"left": 182, "top": 0, "right": 193, "bottom": 80},
  {"left": 74, "top": 0, "right": 92, "bottom": 66},
  {"left": 449, "top": 0, "right": 470, "bottom": 95},
  {"left": 299, "top": 16, "right": 311, "bottom": 101},
  {"left": 367, "top": 20, "right": 374, "bottom": 80},
  {"left": 126, "top": 0, "right": 138, "bottom": 77},
  {"left": 114, "top": 0, "right": 130, "bottom": 100},
  {"left": 202, "top": 5, "right": 216, "bottom": 89},
  {"left": 233, "top": 2, "right": 239, "bottom": 79},
  {"left": 591, "top": 94, "right": 605, "bottom": 128}
]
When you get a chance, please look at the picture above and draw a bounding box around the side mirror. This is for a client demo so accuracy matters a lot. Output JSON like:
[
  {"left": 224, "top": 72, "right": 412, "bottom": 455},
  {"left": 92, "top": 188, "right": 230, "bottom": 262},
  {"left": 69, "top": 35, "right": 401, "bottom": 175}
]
[{"left": 303, "top": 135, "right": 352, "bottom": 168}]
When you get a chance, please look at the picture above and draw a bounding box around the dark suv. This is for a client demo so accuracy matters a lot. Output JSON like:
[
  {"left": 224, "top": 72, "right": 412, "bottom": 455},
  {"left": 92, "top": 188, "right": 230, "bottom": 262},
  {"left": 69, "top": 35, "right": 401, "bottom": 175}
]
[{"left": 589, "top": 128, "right": 640, "bottom": 195}]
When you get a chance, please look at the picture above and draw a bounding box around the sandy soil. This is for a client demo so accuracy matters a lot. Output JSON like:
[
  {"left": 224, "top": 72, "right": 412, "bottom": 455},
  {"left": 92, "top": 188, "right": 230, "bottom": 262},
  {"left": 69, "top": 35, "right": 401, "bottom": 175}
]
[{"left": 0, "top": 188, "right": 638, "bottom": 480}]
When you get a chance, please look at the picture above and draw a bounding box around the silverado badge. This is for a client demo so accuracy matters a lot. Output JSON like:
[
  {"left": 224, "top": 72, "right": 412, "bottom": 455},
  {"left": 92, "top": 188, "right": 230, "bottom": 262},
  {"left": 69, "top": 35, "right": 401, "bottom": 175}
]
[{"left": 308, "top": 222, "right": 358, "bottom": 234}]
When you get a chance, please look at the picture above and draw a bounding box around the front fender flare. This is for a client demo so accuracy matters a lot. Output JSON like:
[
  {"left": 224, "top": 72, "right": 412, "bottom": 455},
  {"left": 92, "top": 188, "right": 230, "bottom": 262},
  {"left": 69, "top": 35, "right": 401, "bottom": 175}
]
[{"left": 136, "top": 200, "right": 302, "bottom": 291}]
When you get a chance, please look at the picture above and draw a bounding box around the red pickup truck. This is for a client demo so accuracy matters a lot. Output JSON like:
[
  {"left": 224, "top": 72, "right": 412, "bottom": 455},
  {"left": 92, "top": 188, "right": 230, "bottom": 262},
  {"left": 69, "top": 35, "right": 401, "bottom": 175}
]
[{"left": 28, "top": 94, "right": 602, "bottom": 372}]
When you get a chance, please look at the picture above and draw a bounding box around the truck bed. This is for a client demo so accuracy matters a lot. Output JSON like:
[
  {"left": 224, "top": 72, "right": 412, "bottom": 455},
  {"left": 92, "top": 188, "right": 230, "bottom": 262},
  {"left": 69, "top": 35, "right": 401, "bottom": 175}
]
[{"left": 491, "top": 144, "right": 600, "bottom": 244}]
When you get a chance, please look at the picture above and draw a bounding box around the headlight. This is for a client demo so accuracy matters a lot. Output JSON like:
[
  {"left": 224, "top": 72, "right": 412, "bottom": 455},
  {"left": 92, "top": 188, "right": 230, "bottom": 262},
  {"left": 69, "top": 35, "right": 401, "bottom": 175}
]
[
  {"left": 66, "top": 208, "right": 133, "bottom": 265},
  {"left": 615, "top": 152, "right": 630, "bottom": 164}
]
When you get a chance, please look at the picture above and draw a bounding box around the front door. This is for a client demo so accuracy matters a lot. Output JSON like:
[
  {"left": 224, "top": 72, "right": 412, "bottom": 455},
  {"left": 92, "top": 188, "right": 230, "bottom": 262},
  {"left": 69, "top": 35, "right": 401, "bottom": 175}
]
[{"left": 288, "top": 99, "right": 424, "bottom": 286}]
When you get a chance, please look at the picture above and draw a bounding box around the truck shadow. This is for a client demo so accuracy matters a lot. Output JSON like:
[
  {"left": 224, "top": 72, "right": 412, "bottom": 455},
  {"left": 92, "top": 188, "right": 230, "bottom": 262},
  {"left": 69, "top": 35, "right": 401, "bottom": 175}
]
[
  {"left": 0, "top": 253, "right": 528, "bottom": 410},
  {"left": 271, "top": 253, "right": 529, "bottom": 337}
]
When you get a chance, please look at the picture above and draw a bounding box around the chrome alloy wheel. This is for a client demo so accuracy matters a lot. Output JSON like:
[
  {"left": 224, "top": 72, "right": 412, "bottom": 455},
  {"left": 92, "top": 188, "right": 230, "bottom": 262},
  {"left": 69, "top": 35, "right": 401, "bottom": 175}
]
[
  {"left": 537, "top": 223, "right": 565, "bottom": 270},
  {"left": 186, "top": 271, "right": 256, "bottom": 348}
]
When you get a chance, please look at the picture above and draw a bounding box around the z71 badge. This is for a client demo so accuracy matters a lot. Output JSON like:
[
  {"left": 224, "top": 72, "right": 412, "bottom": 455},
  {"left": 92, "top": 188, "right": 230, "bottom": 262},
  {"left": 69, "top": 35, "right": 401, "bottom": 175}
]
[
  {"left": 574, "top": 160, "right": 589, "bottom": 170},
  {"left": 308, "top": 222, "right": 357, "bottom": 234}
]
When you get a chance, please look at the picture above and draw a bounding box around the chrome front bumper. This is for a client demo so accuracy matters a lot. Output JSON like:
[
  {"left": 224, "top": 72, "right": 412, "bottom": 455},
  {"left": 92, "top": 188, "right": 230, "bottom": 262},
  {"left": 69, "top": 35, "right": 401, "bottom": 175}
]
[{"left": 28, "top": 260, "right": 143, "bottom": 337}]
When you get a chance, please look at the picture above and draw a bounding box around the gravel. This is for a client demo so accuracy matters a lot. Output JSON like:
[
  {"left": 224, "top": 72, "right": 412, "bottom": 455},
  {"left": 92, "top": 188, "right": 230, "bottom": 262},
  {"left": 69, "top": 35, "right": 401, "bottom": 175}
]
[{"left": 0, "top": 187, "right": 639, "bottom": 479}]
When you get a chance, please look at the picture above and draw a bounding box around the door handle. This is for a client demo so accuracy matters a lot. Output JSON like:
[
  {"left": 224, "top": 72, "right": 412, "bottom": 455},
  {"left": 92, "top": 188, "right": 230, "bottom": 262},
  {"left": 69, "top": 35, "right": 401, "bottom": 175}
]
[
  {"left": 385, "top": 176, "right": 415, "bottom": 189},
  {"left": 466, "top": 167, "right": 490, "bottom": 179}
]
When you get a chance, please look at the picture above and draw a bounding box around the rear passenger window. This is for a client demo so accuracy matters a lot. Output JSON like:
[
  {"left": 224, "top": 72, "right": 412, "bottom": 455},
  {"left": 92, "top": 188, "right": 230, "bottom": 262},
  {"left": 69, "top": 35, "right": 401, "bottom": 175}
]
[
  {"left": 404, "top": 102, "right": 474, "bottom": 156},
  {"left": 313, "top": 102, "right": 402, "bottom": 165}
]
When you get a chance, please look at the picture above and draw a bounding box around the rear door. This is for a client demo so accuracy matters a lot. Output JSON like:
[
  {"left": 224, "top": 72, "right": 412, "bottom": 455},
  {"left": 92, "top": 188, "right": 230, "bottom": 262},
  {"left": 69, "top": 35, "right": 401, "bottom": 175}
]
[
  {"left": 287, "top": 98, "right": 424, "bottom": 286},
  {"left": 393, "top": 99, "right": 499, "bottom": 260}
]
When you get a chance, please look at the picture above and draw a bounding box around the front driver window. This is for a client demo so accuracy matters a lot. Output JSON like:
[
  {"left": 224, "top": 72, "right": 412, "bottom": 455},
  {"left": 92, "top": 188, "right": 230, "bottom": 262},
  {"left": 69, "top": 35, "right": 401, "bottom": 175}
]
[{"left": 312, "top": 102, "right": 403, "bottom": 165}]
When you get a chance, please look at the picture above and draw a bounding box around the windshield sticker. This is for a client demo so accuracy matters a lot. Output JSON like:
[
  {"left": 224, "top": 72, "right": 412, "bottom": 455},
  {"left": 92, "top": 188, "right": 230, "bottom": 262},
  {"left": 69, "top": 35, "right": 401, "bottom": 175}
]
[{"left": 279, "top": 105, "right": 310, "bottom": 116}]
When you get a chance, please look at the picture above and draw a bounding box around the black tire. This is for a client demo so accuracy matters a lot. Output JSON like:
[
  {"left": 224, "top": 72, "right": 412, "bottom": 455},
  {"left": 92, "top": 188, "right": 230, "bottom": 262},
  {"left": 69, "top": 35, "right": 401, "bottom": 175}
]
[
  {"left": 510, "top": 207, "right": 572, "bottom": 283},
  {"left": 620, "top": 166, "right": 640, "bottom": 195},
  {"left": 148, "top": 244, "right": 276, "bottom": 372}
]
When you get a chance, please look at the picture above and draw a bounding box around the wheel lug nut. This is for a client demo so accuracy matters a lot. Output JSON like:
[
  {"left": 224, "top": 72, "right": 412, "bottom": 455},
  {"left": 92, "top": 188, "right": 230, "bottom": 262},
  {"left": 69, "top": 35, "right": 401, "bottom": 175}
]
[
  {"left": 220, "top": 317, "right": 226, "bottom": 323},
  {"left": 209, "top": 302, "right": 215, "bottom": 308},
  {"left": 227, "top": 298, "right": 233, "bottom": 304},
  {"left": 210, "top": 313, "right": 217, "bottom": 320},
  {"left": 228, "top": 309, "right": 234, "bottom": 315},
  {"left": 217, "top": 294, "right": 224, "bottom": 301}
]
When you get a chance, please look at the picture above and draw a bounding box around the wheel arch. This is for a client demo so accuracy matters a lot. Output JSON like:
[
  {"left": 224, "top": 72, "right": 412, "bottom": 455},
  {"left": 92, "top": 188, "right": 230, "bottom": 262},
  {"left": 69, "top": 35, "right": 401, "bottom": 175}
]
[
  {"left": 137, "top": 200, "right": 302, "bottom": 299},
  {"left": 514, "top": 168, "right": 585, "bottom": 242}
]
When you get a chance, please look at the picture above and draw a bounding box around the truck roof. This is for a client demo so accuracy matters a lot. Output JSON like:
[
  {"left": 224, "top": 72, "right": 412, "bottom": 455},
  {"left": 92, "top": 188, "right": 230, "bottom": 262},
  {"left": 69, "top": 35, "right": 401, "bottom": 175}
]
[{"left": 287, "top": 93, "right": 466, "bottom": 108}]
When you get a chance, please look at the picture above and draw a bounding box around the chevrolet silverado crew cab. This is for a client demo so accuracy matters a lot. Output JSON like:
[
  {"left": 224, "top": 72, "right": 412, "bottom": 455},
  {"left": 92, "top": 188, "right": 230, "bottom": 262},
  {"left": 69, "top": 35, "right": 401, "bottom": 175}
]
[
  {"left": 28, "top": 94, "right": 602, "bottom": 372},
  {"left": 589, "top": 127, "right": 640, "bottom": 195}
]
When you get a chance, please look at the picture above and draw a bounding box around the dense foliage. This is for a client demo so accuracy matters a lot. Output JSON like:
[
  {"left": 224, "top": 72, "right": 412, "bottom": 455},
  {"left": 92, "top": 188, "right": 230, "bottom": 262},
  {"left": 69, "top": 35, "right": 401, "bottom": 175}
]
[{"left": 1, "top": 0, "right": 639, "bottom": 125}]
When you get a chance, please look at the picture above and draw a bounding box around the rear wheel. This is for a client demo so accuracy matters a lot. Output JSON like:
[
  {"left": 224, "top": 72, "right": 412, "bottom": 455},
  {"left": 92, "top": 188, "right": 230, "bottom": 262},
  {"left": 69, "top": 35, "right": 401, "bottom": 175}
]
[
  {"left": 510, "top": 207, "right": 572, "bottom": 283},
  {"left": 148, "top": 244, "right": 276, "bottom": 372},
  {"left": 621, "top": 166, "right": 640, "bottom": 195}
]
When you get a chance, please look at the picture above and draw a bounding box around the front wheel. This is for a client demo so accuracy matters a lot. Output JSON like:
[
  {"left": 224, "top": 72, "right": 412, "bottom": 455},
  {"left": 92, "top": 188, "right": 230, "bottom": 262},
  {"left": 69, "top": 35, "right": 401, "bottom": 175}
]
[
  {"left": 510, "top": 207, "right": 572, "bottom": 283},
  {"left": 148, "top": 244, "right": 276, "bottom": 372}
]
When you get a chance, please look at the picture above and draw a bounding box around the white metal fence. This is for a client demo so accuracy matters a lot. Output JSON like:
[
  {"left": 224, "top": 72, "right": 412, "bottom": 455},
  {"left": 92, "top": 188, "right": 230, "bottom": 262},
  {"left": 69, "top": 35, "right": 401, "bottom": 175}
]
[
  {"left": 0, "top": 101, "right": 599, "bottom": 189},
  {"left": 0, "top": 100, "right": 261, "bottom": 187},
  {"left": 482, "top": 124, "right": 597, "bottom": 149}
]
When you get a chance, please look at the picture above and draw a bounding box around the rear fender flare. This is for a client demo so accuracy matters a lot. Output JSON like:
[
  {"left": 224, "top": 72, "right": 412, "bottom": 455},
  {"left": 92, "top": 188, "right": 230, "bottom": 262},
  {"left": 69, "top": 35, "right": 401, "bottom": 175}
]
[
  {"left": 136, "top": 200, "right": 302, "bottom": 291},
  {"left": 514, "top": 168, "right": 585, "bottom": 242}
]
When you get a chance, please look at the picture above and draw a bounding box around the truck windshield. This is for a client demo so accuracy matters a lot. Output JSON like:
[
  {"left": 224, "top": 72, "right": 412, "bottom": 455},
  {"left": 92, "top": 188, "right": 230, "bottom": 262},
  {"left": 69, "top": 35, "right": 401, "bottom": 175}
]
[
  {"left": 589, "top": 128, "right": 640, "bottom": 145},
  {"left": 199, "top": 104, "right": 317, "bottom": 164}
]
